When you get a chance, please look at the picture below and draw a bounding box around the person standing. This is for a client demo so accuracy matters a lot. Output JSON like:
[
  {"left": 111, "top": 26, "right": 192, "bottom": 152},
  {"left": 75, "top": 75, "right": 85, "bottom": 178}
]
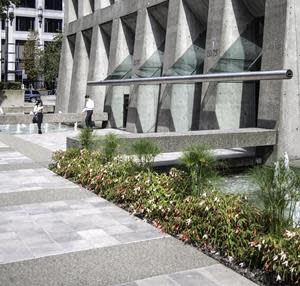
[
  {"left": 82, "top": 95, "right": 94, "bottom": 129},
  {"left": 33, "top": 99, "right": 44, "bottom": 134}
]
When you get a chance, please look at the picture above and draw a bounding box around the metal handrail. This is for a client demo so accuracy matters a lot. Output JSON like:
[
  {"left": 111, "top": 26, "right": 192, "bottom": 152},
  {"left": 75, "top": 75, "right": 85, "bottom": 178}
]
[{"left": 87, "top": 70, "right": 293, "bottom": 86}]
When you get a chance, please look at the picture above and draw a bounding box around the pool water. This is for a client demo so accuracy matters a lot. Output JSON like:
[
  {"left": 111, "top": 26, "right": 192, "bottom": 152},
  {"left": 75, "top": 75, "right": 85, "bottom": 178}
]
[
  {"left": 0, "top": 123, "right": 74, "bottom": 135},
  {"left": 222, "top": 174, "right": 300, "bottom": 226}
]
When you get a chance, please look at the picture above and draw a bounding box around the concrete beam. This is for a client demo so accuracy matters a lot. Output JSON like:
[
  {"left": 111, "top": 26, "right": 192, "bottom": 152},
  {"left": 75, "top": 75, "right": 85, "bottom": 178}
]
[
  {"left": 0, "top": 113, "right": 108, "bottom": 125},
  {"left": 67, "top": 128, "right": 277, "bottom": 152},
  {"left": 3, "top": 106, "right": 55, "bottom": 114}
]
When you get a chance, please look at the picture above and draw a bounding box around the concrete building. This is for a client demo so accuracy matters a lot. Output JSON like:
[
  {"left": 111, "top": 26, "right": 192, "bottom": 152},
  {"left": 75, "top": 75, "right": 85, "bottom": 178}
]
[
  {"left": 1, "top": 0, "right": 64, "bottom": 82},
  {"left": 57, "top": 0, "right": 300, "bottom": 160}
]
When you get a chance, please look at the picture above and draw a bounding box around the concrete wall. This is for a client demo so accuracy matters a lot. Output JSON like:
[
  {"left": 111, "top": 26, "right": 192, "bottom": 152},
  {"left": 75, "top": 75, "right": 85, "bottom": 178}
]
[
  {"left": 57, "top": 0, "right": 300, "bottom": 159},
  {"left": 0, "top": 90, "right": 23, "bottom": 108}
]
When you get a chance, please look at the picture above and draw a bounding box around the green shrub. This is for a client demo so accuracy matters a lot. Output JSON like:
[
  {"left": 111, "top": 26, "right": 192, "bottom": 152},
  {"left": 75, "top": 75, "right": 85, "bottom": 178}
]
[
  {"left": 98, "top": 133, "right": 120, "bottom": 163},
  {"left": 130, "top": 139, "right": 160, "bottom": 170},
  {"left": 0, "top": 82, "right": 22, "bottom": 90},
  {"left": 250, "top": 154, "right": 300, "bottom": 236},
  {"left": 79, "top": 128, "right": 95, "bottom": 150},
  {"left": 50, "top": 149, "right": 300, "bottom": 285},
  {"left": 180, "top": 144, "right": 219, "bottom": 196},
  {"left": 249, "top": 229, "right": 300, "bottom": 285}
]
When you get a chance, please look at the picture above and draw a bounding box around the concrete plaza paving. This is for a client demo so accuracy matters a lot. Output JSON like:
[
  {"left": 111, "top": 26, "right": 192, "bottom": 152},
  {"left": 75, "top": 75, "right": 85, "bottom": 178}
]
[{"left": 0, "top": 129, "right": 258, "bottom": 285}]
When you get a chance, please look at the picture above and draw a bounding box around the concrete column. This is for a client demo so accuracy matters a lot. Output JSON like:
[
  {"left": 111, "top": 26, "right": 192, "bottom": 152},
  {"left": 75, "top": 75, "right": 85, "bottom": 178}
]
[
  {"left": 126, "top": 9, "right": 164, "bottom": 133},
  {"left": 0, "top": 20, "right": 2, "bottom": 81},
  {"left": 67, "top": 0, "right": 78, "bottom": 23},
  {"left": 56, "top": 36, "right": 75, "bottom": 113},
  {"left": 200, "top": 0, "right": 256, "bottom": 130},
  {"left": 7, "top": 19, "right": 15, "bottom": 81},
  {"left": 158, "top": 0, "right": 205, "bottom": 132},
  {"left": 258, "top": 0, "right": 300, "bottom": 160},
  {"left": 68, "top": 32, "right": 90, "bottom": 113},
  {"left": 105, "top": 18, "right": 132, "bottom": 128},
  {"left": 78, "top": 0, "right": 92, "bottom": 18},
  {"left": 86, "top": 25, "right": 110, "bottom": 114},
  {"left": 98, "top": 0, "right": 113, "bottom": 9}
]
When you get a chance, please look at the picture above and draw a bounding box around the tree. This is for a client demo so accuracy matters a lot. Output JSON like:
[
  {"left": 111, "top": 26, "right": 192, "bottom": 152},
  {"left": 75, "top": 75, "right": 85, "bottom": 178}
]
[
  {"left": 40, "top": 33, "right": 62, "bottom": 89},
  {"left": 0, "top": 1, "right": 20, "bottom": 14},
  {"left": 23, "top": 31, "right": 42, "bottom": 84}
]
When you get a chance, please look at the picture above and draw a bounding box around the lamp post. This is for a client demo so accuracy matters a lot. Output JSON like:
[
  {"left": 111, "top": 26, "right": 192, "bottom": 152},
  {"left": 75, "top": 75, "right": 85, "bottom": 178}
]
[
  {"left": 4, "top": 4, "right": 15, "bottom": 82},
  {"left": 38, "top": 6, "right": 43, "bottom": 28}
]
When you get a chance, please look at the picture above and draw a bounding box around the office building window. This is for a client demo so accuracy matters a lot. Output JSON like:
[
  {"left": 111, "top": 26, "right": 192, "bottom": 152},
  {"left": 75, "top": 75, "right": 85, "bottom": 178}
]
[
  {"left": 16, "top": 17, "right": 35, "bottom": 31},
  {"left": 18, "top": 0, "right": 36, "bottom": 8},
  {"left": 45, "top": 0, "right": 63, "bottom": 11},
  {"left": 44, "top": 18, "right": 62, "bottom": 33},
  {"left": 15, "top": 40, "right": 26, "bottom": 72}
]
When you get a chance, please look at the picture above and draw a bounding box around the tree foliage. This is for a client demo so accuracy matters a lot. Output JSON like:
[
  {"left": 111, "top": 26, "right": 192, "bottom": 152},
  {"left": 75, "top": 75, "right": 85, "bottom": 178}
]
[
  {"left": 23, "top": 31, "right": 42, "bottom": 83},
  {"left": 40, "top": 33, "right": 62, "bottom": 89},
  {"left": 0, "top": 1, "right": 20, "bottom": 14}
]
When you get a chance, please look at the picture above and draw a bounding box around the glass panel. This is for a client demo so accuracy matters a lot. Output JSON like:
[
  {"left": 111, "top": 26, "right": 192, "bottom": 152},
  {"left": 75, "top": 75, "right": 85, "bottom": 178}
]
[
  {"left": 106, "top": 55, "right": 133, "bottom": 80},
  {"left": 18, "top": 0, "right": 35, "bottom": 8},
  {"left": 44, "top": 18, "right": 63, "bottom": 33},
  {"left": 135, "top": 50, "right": 164, "bottom": 78},
  {"left": 165, "top": 32, "right": 206, "bottom": 76},
  {"left": 45, "top": 0, "right": 63, "bottom": 11},
  {"left": 16, "top": 17, "right": 35, "bottom": 31},
  {"left": 210, "top": 18, "right": 264, "bottom": 73}
]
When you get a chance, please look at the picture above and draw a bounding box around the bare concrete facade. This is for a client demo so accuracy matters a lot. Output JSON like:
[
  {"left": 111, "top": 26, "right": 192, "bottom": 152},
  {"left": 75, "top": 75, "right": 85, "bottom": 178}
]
[{"left": 57, "top": 0, "right": 300, "bottom": 160}]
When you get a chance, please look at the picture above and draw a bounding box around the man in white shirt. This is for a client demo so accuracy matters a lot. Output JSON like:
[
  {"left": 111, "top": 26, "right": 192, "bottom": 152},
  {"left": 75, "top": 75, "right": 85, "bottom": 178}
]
[{"left": 82, "top": 95, "right": 95, "bottom": 129}]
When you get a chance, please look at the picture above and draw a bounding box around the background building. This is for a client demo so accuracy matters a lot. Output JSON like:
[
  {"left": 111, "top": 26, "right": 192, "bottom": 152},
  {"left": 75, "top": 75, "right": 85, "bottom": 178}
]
[
  {"left": 57, "top": 0, "right": 300, "bottom": 160},
  {"left": 0, "top": 0, "right": 64, "bottom": 82}
]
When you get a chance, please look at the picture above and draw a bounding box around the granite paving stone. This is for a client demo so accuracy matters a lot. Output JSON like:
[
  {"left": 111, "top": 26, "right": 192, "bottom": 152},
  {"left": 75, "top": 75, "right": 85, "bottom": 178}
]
[
  {"left": 0, "top": 168, "right": 77, "bottom": 193},
  {"left": 0, "top": 151, "right": 33, "bottom": 165},
  {"left": 0, "top": 198, "right": 166, "bottom": 264}
]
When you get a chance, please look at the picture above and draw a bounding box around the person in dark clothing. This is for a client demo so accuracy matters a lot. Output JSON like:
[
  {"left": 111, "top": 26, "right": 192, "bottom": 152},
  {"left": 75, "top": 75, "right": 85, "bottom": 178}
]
[
  {"left": 33, "top": 99, "right": 43, "bottom": 134},
  {"left": 82, "top": 95, "right": 94, "bottom": 129}
]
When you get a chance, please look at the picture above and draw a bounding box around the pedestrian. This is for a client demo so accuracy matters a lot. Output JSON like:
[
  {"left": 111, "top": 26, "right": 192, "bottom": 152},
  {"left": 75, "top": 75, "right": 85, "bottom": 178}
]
[
  {"left": 33, "top": 98, "right": 44, "bottom": 134},
  {"left": 82, "top": 95, "right": 94, "bottom": 129}
]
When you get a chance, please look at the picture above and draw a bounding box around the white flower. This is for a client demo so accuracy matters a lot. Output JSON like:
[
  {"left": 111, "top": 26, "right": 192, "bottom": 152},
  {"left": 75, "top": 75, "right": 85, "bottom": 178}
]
[
  {"left": 199, "top": 201, "right": 205, "bottom": 207},
  {"left": 285, "top": 230, "right": 296, "bottom": 238},
  {"left": 203, "top": 234, "right": 208, "bottom": 239},
  {"left": 205, "top": 206, "right": 209, "bottom": 211},
  {"left": 273, "top": 255, "right": 278, "bottom": 261},
  {"left": 284, "top": 152, "right": 290, "bottom": 170},
  {"left": 186, "top": 218, "right": 192, "bottom": 226},
  {"left": 202, "top": 192, "right": 207, "bottom": 198},
  {"left": 282, "top": 261, "right": 288, "bottom": 267},
  {"left": 239, "top": 262, "right": 245, "bottom": 268},
  {"left": 276, "top": 275, "right": 281, "bottom": 281},
  {"left": 256, "top": 244, "right": 262, "bottom": 251}
]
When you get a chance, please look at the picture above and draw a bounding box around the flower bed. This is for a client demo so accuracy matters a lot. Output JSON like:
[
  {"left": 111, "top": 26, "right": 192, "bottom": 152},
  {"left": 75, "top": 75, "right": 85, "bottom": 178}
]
[{"left": 50, "top": 148, "right": 300, "bottom": 285}]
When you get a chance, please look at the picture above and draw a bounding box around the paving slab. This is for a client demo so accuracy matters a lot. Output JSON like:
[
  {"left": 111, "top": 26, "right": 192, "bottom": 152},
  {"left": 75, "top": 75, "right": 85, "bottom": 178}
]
[
  {"left": 0, "top": 197, "right": 166, "bottom": 264},
  {"left": 116, "top": 264, "right": 257, "bottom": 286},
  {"left": 0, "top": 168, "right": 77, "bottom": 194},
  {"left": 0, "top": 237, "right": 217, "bottom": 286},
  {"left": 0, "top": 133, "right": 52, "bottom": 164},
  {"left": 0, "top": 187, "right": 94, "bottom": 207},
  {"left": 0, "top": 151, "right": 33, "bottom": 165}
]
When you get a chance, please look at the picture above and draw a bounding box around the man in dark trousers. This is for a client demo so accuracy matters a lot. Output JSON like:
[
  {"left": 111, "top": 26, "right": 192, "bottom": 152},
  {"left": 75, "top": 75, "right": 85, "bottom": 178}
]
[{"left": 82, "top": 95, "right": 94, "bottom": 129}]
